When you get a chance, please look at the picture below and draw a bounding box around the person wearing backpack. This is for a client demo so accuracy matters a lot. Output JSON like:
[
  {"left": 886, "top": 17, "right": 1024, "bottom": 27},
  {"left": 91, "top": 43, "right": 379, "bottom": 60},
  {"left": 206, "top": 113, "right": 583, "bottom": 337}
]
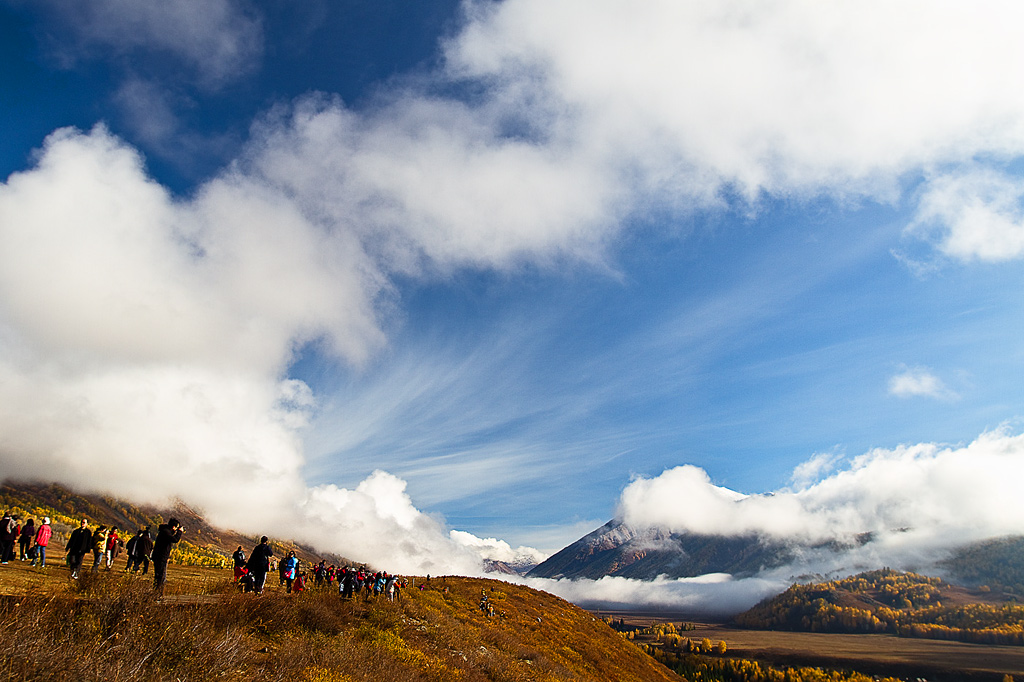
[
  {"left": 281, "top": 551, "right": 299, "bottom": 593},
  {"left": 90, "top": 525, "right": 108, "bottom": 573},
  {"left": 245, "top": 536, "right": 274, "bottom": 595}
]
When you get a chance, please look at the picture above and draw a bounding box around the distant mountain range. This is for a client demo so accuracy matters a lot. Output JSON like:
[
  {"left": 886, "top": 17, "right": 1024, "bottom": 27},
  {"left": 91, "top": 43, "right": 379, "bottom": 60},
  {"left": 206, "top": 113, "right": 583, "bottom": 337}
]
[{"left": 527, "top": 518, "right": 1024, "bottom": 593}]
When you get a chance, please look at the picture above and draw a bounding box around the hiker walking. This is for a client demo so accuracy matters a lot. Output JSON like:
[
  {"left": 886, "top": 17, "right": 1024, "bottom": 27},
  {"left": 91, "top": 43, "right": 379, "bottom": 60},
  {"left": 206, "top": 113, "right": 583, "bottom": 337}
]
[
  {"left": 31, "top": 517, "right": 51, "bottom": 567},
  {"left": 65, "top": 519, "right": 92, "bottom": 579},
  {"left": 18, "top": 519, "right": 35, "bottom": 561},
  {"left": 105, "top": 526, "right": 122, "bottom": 569},
  {"left": 246, "top": 536, "right": 274, "bottom": 595},
  {"left": 90, "top": 525, "right": 108, "bottom": 572}
]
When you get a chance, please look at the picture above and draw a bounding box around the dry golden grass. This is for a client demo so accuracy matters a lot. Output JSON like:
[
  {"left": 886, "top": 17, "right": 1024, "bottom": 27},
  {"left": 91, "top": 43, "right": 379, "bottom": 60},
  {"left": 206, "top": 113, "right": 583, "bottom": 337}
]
[{"left": 0, "top": 562, "right": 683, "bottom": 682}]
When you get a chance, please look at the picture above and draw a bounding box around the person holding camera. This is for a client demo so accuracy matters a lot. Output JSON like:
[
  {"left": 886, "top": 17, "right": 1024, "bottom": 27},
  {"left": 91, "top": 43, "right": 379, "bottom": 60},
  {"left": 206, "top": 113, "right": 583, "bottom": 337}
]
[{"left": 152, "top": 518, "right": 183, "bottom": 594}]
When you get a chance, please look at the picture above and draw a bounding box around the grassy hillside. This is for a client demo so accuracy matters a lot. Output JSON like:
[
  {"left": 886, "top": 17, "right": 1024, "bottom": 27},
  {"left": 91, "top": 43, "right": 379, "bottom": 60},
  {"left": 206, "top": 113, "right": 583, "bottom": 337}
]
[
  {"left": 735, "top": 569, "right": 1024, "bottom": 646},
  {"left": 0, "top": 564, "right": 682, "bottom": 682}
]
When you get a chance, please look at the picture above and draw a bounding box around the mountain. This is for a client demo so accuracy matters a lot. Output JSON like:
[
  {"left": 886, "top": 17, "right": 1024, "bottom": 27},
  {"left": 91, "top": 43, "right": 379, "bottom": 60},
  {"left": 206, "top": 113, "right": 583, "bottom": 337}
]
[
  {"left": 529, "top": 518, "right": 1024, "bottom": 601},
  {"left": 483, "top": 557, "right": 541, "bottom": 576},
  {"left": 937, "top": 535, "right": 1024, "bottom": 596},
  {"left": 527, "top": 519, "right": 808, "bottom": 580}
]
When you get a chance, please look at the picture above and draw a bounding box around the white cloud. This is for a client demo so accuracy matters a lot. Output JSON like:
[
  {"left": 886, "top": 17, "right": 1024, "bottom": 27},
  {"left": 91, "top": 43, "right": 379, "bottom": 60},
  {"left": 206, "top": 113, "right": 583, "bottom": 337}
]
[
  {"left": 449, "top": 0, "right": 1024, "bottom": 203},
  {"left": 450, "top": 530, "right": 548, "bottom": 567},
  {"left": 911, "top": 168, "right": 1024, "bottom": 262},
  {"left": 526, "top": 573, "right": 785, "bottom": 616},
  {"left": 790, "top": 450, "right": 842, "bottom": 489},
  {"left": 618, "top": 428, "right": 1024, "bottom": 548},
  {"left": 888, "top": 366, "right": 958, "bottom": 400},
  {"left": 0, "top": 125, "right": 471, "bottom": 575}
]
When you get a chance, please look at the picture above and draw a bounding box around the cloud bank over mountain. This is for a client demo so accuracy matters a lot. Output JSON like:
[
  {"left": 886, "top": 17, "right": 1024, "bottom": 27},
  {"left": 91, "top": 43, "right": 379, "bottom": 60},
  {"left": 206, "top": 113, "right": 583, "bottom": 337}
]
[
  {"left": 3, "top": 0, "right": 1024, "bottom": 575},
  {"left": 618, "top": 428, "right": 1024, "bottom": 564}
]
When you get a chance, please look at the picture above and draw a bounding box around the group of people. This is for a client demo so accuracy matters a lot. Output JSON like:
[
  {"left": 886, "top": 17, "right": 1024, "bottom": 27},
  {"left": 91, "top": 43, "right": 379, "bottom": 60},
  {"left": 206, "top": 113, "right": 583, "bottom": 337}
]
[
  {"left": 3, "top": 510, "right": 411, "bottom": 602},
  {"left": 66, "top": 517, "right": 183, "bottom": 590},
  {"left": 63, "top": 520, "right": 177, "bottom": 578},
  {"left": 0, "top": 511, "right": 185, "bottom": 593},
  {"left": 231, "top": 539, "right": 407, "bottom": 600},
  {"left": 0, "top": 511, "right": 52, "bottom": 566}
]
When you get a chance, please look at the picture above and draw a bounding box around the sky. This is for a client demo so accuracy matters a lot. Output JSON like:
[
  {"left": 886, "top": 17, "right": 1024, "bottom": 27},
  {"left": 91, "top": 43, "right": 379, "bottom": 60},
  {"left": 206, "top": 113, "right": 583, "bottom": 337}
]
[{"left": 2, "top": 0, "right": 1024, "bottom": 595}]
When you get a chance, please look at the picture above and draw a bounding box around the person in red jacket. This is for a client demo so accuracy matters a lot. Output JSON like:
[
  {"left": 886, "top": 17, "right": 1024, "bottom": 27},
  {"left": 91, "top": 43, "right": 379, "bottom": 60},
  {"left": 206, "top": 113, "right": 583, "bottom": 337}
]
[{"left": 31, "top": 517, "right": 52, "bottom": 568}]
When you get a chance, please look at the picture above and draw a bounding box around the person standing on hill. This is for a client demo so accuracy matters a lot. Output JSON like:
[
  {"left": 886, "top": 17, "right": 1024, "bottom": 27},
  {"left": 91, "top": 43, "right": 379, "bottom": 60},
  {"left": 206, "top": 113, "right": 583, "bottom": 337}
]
[
  {"left": 152, "top": 519, "right": 183, "bottom": 593},
  {"left": 31, "top": 517, "right": 51, "bottom": 568},
  {"left": 134, "top": 527, "right": 154, "bottom": 575},
  {"left": 90, "top": 525, "right": 108, "bottom": 573},
  {"left": 18, "top": 519, "right": 35, "bottom": 561},
  {"left": 0, "top": 511, "right": 15, "bottom": 564},
  {"left": 232, "top": 545, "right": 247, "bottom": 582},
  {"left": 124, "top": 529, "right": 140, "bottom": 572},
  {"left": 246, "top": 536, "right": 274, "bottom": 595},
  {"left": 65, "top": 519, "right": 92, "bottom": 579},
  {"left": 281, "top": 551, "right": 299, "bottom": 593},
  {"left": 105, "top": 526, "right": 122, "bottom": 569}
]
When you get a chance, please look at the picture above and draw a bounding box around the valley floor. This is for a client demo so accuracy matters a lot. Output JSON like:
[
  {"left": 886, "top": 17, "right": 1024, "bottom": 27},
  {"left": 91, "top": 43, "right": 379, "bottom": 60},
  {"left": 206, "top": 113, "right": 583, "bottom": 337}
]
[{"left": 592, "top": 610, "right": 1024, "bottom": 680}]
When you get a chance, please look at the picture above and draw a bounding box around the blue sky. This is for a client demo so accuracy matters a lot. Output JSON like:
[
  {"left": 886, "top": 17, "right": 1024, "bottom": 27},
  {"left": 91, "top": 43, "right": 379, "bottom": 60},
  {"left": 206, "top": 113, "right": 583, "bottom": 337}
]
[{"left": 2, "top": 1, "right": 1024, "bottom": 575}]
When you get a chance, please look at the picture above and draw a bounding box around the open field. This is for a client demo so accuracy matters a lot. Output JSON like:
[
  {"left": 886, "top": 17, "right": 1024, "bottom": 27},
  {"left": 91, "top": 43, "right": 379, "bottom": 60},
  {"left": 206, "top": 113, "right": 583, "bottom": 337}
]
[
  {"left": 697, "top": 623, "right": 1024, "bottom": 680},
  {"left": 593, "top": 609, "right": 1024, "bottom": 680}
]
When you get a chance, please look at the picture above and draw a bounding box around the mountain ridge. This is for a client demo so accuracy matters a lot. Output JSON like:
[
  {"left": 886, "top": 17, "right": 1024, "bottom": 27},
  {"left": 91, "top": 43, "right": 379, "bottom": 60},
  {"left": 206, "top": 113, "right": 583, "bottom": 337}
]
[{"left": 528, "top": 517, "right": 1024, "bottom": 595}]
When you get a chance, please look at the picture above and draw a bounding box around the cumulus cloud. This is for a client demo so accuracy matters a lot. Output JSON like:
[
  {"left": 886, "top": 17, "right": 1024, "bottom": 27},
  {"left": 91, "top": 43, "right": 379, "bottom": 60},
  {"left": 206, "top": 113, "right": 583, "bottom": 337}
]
[
  {"left": 450, "top": 530, "right": 548, "bottom": 567},
  {"left": 911, "top": 168, "right": 1024, "bottom": 262},
  {"left": 449, "top": 0, "right": 1024, "bottom": 203},
  {"left": 888, "top": 366, "right": 958, "bottom": 400},
  {"left": 0, "top": 125, "right": 468, "bottom": 574},
  {"left": 619, "top": 428, "right": 1024, "bottom": 549}
]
